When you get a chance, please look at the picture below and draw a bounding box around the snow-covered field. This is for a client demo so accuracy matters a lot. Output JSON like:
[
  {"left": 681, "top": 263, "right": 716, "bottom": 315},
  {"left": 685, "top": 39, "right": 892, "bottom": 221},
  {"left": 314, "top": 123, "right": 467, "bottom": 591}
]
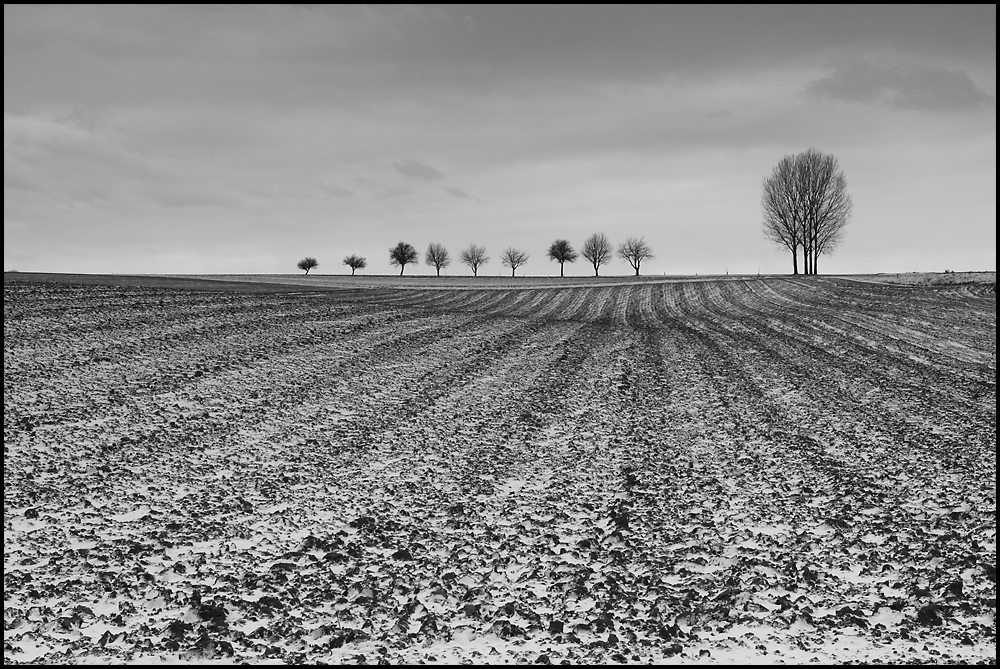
[{"left": 3, "top": 273, "right": 995, "bottom": 664}]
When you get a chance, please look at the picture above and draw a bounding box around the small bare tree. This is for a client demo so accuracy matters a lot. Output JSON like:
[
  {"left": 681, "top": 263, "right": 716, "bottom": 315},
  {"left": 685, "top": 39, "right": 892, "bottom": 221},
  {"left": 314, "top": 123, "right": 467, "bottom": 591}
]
[
  {"left": 617, "top": 237, "right": 654, "bottom": 276},
  {"left": 425, "top": 243, "right": 451, "bottom": 276},
  {"left": 297, "top": 257, "right": 319, "bottom": 275},
  {"left": 388, "top": 241, "right": 418, "bottom": 276},
  {"left": 762, "top": 148, "right": 852, "bottom": 275},
  {"left": 460, "top": 244, "right": 489, "bottom": 276},
  {"left": 580, "top": 233, "right": 612, "bottom": 276},
  {"left": 343, "top": 254, "right": 367, "bottom": 275},
  {"left": 547, "top": 239, "right": 578, "bottom": 277},
  {"left": 501, "top": 247, "right": 529, "bottom": 277}
]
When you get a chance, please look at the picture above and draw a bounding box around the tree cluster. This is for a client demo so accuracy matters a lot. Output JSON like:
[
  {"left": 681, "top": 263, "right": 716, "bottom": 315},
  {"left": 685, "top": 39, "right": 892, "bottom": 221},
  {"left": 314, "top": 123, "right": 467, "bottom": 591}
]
[
  {"left": 762, "top": 148, "right": 852, "bottom": 275},
  {"left": 296, "top": 255, "right": 369, "bottom": 275},
  {"left": 574, "top": 234, "right": 654, "bottom": 277}
]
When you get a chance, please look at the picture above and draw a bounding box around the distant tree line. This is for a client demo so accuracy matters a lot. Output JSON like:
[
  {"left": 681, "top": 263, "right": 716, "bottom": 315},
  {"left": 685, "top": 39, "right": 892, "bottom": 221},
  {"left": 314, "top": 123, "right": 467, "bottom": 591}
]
[
  {"left": 297, "top": 235, "right": 655, "bottom": 277},
  {"left": 296, "top": 148, "right": 853, "bottom": 277}
]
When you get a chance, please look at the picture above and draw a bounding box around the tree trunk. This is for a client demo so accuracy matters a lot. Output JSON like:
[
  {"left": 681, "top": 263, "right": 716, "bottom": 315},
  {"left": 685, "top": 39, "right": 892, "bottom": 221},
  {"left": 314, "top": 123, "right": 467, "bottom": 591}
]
[
  {"left": 812, "top": 229, "right": 819, "bottom": 274},
  {"left": 560, "top": 263, "right": 564, "bottom": 277},
  {"left": 511, "top": 268, "right": 516, "bottom": 277},
  {"left": 399, "top": 265, "right": 404, "bottom": 276},
  {"left": 634, "top": 266, "right": 640, "bottom": 276},
  {"left": 792, "top": 247, "right": 798, "bottom": 275}
]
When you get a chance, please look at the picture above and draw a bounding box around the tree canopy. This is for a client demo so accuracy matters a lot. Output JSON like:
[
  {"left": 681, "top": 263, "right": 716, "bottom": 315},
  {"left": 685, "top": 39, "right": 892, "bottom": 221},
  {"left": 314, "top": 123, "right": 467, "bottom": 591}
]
[
  {"left": 617, "top": 237, "right": 654, "bottom": 276},
  {"left": 425, "top": 243, "right": 451, "bottom": 276},
  {"left": 581, "top": 233, "right": 612, "bottom": 276},
  {"left": 297, "top": 257, "right": 318, "bottom": 275},
  {"left": 343, "top": 255, "right": 367, "bottom": 275},
  {"left": 547, "top": 239, "right": 578, "bottom": 277},
  {"left": 388, "top": 242, "right": 419, "bottom": 275},
  {"left": 500, "top": 247, "right": 529, "bottom": 277},
  {"left": 460, "top": 245, "right": 489, "bottom": 276}
]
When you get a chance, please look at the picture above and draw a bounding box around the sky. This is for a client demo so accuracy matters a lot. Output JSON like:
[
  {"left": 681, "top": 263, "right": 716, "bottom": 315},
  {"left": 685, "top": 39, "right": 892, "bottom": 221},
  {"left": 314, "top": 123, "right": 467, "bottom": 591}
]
[{"left": 4, "top": 5, "right": 996, "bottom": 277}]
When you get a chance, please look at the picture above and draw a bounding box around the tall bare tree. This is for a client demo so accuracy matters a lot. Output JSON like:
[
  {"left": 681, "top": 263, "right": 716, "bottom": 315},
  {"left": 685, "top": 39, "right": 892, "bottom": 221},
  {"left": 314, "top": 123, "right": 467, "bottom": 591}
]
[
  {"left": 388, "top": 241, "right": 418, "bottom": 276},
  {"left": 762, "top": 148, "right": 852, "bottom": 275},
  {"left": 617, "top": 237, "right": 654, "bottom": 276},
  {"left": 500, "top": 247, "right": 529, "bottom": 276},
  {"left": 581, "top": 233, "right": 612, "bottom": 276},
  {"left": 343, "top": 254, "right": 367, "bottom": 275},
  {"left": 297, "top": 257, "right": 318, "bottom": 275},
  {"left": 460, "top": 245, "right": 489, "bottom": 276},
  {"left": 762, "top": 164, "right": 801, "bottom": 274},
  {"left": 425, "top": 243, "right": 451, "bottom": 276},
  {"left": 546, "top": 239, "right": 578, "bottom": 277}
]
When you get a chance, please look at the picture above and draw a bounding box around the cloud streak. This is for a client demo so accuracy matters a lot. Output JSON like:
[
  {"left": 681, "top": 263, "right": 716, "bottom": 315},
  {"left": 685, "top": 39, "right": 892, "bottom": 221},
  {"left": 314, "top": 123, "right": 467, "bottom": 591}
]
[
  {"left": 445, "top": 186, "right": 484, "bottom": 203},
  {"left": 806, "top": 61, "right": 995, "bottom": 112},
  {"left": 393, "top": 158, "right": 445, "bottom": 181}
]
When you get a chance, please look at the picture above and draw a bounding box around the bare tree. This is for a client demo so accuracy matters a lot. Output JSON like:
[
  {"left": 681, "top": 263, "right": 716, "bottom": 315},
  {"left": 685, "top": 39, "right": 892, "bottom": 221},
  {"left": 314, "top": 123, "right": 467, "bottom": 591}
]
[
  {"left": 762, "top": 163, "right": 801, "bottom": 274},
  {"left": 617, "top": 237, "right": 654, "bottom": 276},
  {"left": 460, "top": 244, "right": 489, "bottom": 276},
  {"left": 547, "top": 239, "right": 578, "bottom": 277},
  {"left": 580, "top": 233, "right": 612, "bottom": 276},
  {"left": 297, "top": 257, "right": 318, "bottom": 275},
  {"left": 762, "top": 148, "right": 852, "bottom": 275},
  {"left": 500, "top": 247, "right": 529, "bottom": 276},
  {"left": 425, "top": 243, "right": 451, "bottom": 276},
  {"left": 388, "top": 241, "right": 418, "bottom": 276},
  {"left": 343, "top": 254, "right": 367, "bottom": 275}
]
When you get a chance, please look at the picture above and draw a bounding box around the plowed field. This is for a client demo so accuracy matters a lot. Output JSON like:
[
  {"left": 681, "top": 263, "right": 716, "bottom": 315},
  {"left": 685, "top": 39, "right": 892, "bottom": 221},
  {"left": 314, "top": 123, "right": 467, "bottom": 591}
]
[{"left": 3, "top": 274, "right": 996, "bottom": 664}]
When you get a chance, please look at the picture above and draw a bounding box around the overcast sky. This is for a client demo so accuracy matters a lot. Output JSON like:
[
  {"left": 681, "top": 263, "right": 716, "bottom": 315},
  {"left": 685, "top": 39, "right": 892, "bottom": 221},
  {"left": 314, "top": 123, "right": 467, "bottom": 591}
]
[{"left": 4, "top": 5, "right": 996, "bottom": 276}]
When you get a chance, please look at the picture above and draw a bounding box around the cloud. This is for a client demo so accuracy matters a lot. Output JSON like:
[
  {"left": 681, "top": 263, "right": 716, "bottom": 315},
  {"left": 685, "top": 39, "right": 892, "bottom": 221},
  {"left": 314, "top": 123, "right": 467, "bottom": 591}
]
[
  {"left": 3, "top": 6, "right": 995, "bottom": 275},
  {"left": 704, "top": 108, "right": 735, "bottom": 120},
  {"left": 444, "top": 186, "right": 482, "bottom": 202},
  {"left": 806, "top": 61, "right": 995, "bottom": 112},
  {"left": 4, "top": 220, "right": 30, "bottom": 235},
  {"left": 393, "top": 158, "right": 445, "bottom": 181},
  {"left": 318, "top": 180, "right": 354, "bottom": 198},
  {"left": 146, "top": 188, "right": 243, "bottom": 210},
  {"left": 376, "top": 185, "right": 413, "bottom": 200}
]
